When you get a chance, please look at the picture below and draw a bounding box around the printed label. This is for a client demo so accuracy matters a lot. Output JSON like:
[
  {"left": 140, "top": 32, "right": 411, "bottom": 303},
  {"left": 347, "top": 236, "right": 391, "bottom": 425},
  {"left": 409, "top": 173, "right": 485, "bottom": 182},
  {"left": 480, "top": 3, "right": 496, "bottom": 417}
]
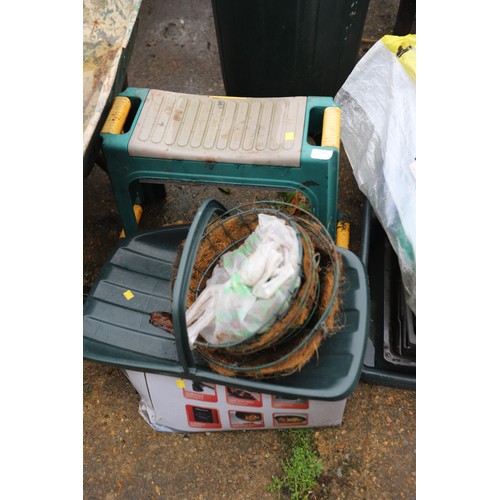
[
  {"left": 311, "top": 149, "right": 333, "bottom": 160},
  {"left": 228, "top": 410, "right": 265, "bottom": 429},
  {"left": 272, "top": 413, "right": 309, "bottom": 427},
  {"left": 182, "top": 380, "right": 218, "bottom": 402},
  {"left": 226, "top": 387, "right": 263, "bottom": 407},
  {"left": 185, "top": 405, "right": 222, "bottom": 429},
  {"left": 271, "top": 395, "right": 309, "bottom": 409}
]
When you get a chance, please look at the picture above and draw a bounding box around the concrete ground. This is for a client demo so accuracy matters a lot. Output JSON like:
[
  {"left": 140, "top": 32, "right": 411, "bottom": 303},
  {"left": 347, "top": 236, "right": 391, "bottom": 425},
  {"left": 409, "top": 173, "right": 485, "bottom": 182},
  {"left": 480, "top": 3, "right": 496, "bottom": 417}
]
[{"left": 83, "top": 0, "right": 416, "bottom": 498}]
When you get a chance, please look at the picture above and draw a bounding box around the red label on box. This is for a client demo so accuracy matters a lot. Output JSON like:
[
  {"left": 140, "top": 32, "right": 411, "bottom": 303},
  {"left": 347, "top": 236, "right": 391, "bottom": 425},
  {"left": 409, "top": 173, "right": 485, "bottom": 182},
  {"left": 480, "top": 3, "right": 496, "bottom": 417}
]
[
  {"left": 228, "top": 410, "right": 265, "bottom": 429},
  {"left": 185, "top": 405, "right": 222, "bottom": 429},
  {"left": 272, "top": 413, "right": 309, "bottom": 427},
  {"left": 182, "top": 380, "right": 218, "bottom": 402},
  {"left": 225, "top": 386, "right": 263, "bottom": 407},
  {"left": 271, "top": 395, "right": 309, "bottom": 409}
]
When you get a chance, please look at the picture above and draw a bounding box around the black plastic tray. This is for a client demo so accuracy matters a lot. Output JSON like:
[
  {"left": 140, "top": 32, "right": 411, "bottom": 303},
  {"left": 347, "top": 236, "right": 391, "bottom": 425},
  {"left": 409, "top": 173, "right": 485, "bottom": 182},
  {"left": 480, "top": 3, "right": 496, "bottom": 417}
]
[{"left": 360, "top": 201, "right": 416, "bottom": 390}]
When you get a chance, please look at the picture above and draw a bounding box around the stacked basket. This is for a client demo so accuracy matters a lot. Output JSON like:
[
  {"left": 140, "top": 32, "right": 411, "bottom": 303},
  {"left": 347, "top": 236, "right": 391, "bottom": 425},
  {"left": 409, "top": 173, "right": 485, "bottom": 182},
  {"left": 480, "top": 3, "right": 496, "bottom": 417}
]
[{"left": 179, "top": 201, "right": 343, "bottom": 379}]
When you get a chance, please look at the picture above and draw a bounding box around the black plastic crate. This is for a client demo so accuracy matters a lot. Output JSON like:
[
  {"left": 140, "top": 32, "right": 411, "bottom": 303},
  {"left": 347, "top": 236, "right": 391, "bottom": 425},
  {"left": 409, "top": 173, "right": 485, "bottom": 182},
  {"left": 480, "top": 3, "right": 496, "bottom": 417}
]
[{"left": 360, "top": 200, "right": 416, "bottom": 390}]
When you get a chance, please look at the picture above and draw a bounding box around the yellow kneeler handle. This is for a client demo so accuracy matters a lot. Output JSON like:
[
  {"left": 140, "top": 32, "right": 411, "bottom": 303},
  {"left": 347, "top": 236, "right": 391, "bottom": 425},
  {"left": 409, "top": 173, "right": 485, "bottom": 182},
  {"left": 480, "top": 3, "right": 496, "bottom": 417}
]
[
  {"left": 102, "top": 96, "right": 132, "bottom": 134},
  {"left": 321, "top": 107, "right": 341, "bottom": 149}
]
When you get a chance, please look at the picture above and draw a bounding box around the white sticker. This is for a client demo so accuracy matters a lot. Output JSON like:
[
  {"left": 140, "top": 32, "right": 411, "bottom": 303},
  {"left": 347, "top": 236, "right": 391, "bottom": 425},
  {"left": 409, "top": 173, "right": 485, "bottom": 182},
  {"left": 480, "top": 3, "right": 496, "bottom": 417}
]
[{"left": 311, "top": 149, "right": 333, "bottom": 160}]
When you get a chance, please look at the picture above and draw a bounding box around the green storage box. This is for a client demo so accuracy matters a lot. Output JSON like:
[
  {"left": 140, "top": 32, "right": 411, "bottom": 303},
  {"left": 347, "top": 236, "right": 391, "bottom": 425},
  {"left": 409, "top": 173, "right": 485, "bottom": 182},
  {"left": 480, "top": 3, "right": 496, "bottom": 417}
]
[{"left": 83, "top": 199, "right": 369, "bottom": 401}]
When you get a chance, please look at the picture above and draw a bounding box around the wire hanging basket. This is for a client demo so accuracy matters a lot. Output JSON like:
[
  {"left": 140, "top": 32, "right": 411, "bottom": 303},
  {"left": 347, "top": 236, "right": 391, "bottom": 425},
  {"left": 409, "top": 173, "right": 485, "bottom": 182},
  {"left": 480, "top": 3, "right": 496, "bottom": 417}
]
[{"left": 177, "top": 200, "right": 343, "bottom": 379}]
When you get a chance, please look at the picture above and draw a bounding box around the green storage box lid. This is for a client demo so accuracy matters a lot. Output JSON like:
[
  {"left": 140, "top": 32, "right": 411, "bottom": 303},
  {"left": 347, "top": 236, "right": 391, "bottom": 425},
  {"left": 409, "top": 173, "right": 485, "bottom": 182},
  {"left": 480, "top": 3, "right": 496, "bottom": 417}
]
[{"left": 83, "top": 200, "right": 369, "bottom": 401}]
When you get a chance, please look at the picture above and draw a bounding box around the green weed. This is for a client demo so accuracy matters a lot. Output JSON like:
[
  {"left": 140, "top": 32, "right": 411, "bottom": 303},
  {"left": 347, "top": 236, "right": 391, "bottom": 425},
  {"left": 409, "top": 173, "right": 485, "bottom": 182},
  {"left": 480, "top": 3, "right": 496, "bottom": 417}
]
[{"left": 269, "top": 429, "right": 323, "bottom": 500}]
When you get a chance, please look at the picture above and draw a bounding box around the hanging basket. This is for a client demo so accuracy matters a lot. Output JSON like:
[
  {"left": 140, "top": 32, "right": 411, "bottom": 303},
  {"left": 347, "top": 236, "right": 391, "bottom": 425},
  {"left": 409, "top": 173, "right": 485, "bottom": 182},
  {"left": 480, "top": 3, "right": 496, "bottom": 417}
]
[{"left": 177, "top": 201, "right": 343, "bottom": 379}]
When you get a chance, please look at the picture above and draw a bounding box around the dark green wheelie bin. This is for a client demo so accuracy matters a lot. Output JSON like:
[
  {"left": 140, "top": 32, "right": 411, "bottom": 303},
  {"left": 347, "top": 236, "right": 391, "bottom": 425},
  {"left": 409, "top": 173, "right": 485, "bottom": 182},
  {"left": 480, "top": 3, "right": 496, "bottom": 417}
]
[{"left": 211, "top": 0, "right": 371, "bottom": 97}]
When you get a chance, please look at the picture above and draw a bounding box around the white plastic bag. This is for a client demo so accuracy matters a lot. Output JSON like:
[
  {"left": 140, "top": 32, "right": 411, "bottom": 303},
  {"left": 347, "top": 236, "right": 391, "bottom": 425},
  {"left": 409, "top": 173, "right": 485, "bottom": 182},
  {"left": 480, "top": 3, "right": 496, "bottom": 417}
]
[
  {"left": 335, "top": 34, "right": 416, "bottom": 314},
  {"left": 186, "top": 214, "right": 301, "bottom": 348}
]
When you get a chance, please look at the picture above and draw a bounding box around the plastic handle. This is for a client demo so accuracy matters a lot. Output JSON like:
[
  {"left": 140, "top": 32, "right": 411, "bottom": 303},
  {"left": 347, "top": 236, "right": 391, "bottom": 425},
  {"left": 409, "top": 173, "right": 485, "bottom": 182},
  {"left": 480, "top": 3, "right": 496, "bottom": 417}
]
[
  {"left": 321, "top": 106, "right": 341, "bottom": 149},
  {"left": 172, "top": 198, "right": 227, "bottom": 372},
  {"left": 101, "top": 96, "right": 132, "bottom": 134},
  {"left": 336, "top": 220, "right": 350, "bottom": 249}
]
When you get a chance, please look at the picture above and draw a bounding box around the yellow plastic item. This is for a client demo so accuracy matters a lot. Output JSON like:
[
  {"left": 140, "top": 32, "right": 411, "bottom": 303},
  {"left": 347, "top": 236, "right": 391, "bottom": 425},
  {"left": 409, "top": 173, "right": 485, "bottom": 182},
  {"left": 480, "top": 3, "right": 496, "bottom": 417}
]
[
  {"left": 321, "top": 107, "right": 341, "bottom": 149},
  {"left": 381, "top": 34, "right": 416, "bottom": 83},
  {"left": 120, "top": 204, "right": 143, "bottom": 238},
  {"left": 102, "top": 96, "right": 132, "bottom": 134},
  {"left": 336, "top": 220, "right": 350, "bottom": 249}
]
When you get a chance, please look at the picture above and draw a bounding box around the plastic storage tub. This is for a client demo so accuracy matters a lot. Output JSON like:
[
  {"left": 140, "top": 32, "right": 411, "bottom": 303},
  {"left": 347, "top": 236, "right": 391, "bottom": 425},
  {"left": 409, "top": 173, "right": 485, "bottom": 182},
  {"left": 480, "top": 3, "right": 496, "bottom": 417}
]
[
  {"left": 360, "top": 201, "right": 416, "bottom": 390},
  {"left": 84, "top": 199, "right": 370, "bottom": 402}
]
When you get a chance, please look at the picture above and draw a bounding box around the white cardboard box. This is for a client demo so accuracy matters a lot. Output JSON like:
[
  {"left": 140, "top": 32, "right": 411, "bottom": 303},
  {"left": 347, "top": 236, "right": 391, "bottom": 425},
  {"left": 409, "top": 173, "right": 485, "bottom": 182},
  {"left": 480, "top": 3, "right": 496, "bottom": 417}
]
[{"left": 125, "top": 370, "right": 346, "bottom": 433}]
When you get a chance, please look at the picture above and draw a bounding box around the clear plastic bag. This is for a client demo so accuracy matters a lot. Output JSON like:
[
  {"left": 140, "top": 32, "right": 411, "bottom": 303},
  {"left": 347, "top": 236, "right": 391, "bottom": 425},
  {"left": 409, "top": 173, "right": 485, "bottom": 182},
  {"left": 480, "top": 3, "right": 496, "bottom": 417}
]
[
  {"left": 186, "top": 214, "right": 301, "bottom": 348},
  {"left": 335, "top": 34, "right": 416, "bottom": 314}
]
